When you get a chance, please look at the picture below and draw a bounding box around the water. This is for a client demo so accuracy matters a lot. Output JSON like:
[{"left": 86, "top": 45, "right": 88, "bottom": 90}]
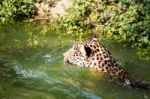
[{"left": 0, "top": 23, "right": 150, "bottom": 99}]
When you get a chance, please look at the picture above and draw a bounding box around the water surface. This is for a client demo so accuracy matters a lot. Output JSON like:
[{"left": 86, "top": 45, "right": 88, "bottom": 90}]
[{"left": 0, "top": 23, "right": 150, "bottom": 99}]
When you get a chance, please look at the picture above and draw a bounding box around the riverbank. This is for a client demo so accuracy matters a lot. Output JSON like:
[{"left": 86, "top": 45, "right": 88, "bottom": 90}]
[{"left": 0, "top": 0, "right": 150, "bottom": 61}]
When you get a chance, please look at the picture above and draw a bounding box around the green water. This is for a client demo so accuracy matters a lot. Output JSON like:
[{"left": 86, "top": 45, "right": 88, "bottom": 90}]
[{"left": 0, "top": 23, "right": 150, "bottom": 99}]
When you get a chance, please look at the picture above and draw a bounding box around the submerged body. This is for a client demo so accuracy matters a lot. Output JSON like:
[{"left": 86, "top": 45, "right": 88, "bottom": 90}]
[{"left": 63, "top": 36, "right": 150, "bottom": 89}]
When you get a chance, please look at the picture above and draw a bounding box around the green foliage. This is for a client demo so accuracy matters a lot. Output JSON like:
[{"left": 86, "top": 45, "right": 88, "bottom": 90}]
[
  {"left": 60, "top": 0, "right": 96, "bottom": 38},
  {"left": 59, "top": 0, "right": 150, "bottom": 61},
  {"left": 0, "top": 0, "right": 33, "bottom": 24},
  {"left": 0, "top": 0, "right": 149, "bottom": 60}
]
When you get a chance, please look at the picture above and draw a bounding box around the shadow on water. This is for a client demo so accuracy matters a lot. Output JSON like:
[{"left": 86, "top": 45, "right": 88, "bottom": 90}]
[{"left": 0, "top": 23, "right": 150, "bottom": 99}]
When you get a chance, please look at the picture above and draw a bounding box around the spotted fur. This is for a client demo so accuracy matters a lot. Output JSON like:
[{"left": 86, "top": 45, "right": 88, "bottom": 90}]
[{"left": 63, "top": 36, "right": 150, "bottom": 89}]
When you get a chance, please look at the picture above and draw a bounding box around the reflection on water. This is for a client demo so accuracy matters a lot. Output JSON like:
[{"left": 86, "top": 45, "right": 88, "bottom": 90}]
[{"left": 0, "top": 23, "right": 150, "bottom": 99}]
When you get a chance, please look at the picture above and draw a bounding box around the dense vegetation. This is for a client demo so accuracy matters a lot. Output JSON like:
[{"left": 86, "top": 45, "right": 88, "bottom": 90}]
[
  {"left": 0, "top": 0, "right": 34, "bottom": 24},
  {"left": 60, "top": 0, "right": 150, "bottom": 61},
  {"left": 63, "top": 0, "right": 150, "bottom": 46},
  {"left": 0, "top": 0, "right": 150, "bottom": 61}
]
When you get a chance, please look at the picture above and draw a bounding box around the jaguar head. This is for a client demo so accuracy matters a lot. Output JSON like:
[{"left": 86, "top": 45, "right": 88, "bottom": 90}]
[{"left": 63, "top": 36, "right": 97, "bottom": 66}]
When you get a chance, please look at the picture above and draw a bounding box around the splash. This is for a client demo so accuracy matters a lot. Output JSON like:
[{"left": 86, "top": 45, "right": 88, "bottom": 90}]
[
  {"left": 13, "top": 62, "right": 101, "bottom": 99},
  {"left": 13, "top": 63, "right": 62, "bottom": 84}
]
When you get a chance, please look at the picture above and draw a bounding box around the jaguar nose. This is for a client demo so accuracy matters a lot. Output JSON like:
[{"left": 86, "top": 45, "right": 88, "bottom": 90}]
[
  {"left": 64, "top": 59, "right": 70, "bottom": 64},
  {"left": 66, "top": 60, "right": 70, "bottom": 63}
]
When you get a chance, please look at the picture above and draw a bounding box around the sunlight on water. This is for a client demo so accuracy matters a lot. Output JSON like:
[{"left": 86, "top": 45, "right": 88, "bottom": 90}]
[
  {"left": 13, "top": 63, "right": 62, "bottom": 84},
  {"left": 43, "top": 54, "right": 52, "bottom": 63}
]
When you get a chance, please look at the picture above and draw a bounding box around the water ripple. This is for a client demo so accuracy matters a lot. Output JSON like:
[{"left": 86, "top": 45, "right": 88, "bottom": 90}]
[
  {"left": 12, "top": 62, "right": 101, "bottom": 99},
  {"left": 13, "top": 63, "right": 62, "bottom": 84}
]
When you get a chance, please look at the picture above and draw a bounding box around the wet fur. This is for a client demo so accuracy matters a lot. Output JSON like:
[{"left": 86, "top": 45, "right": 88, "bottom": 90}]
[{"left": 63, "top": 36, "right": 150, "bottom": 90}]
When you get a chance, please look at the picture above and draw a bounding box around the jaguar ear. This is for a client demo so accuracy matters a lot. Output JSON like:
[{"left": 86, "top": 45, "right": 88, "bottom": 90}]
[
  {"left": 80, "top": 45, "right": 92, "bottom": 57},
  {"left": 91, "top": 35, "right": 97, "bottom": 41}
]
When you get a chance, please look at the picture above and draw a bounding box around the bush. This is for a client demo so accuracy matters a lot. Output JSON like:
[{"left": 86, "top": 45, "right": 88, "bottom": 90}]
[
  {"left": 0, "top": 0, "right": 34, "bottom": 24},
  {"left": 59, "top": 0, "right": 150, "bottom": 61}
]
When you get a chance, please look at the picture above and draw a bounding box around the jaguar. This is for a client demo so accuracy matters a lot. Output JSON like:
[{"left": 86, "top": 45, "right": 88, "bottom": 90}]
[{"left": 63, "top": 36, "right": 150, "bottom": 90}]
